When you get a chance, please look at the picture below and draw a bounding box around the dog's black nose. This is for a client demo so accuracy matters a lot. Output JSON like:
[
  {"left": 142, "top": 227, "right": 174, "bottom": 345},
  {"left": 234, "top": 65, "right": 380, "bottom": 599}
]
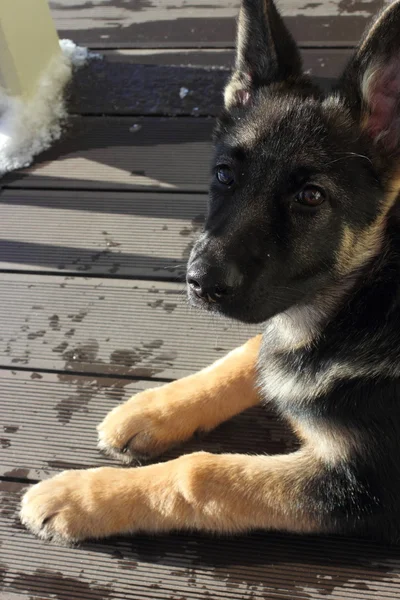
[
  {"left": 187, "top": 262, "right": 239, "bottom": 303},
  {"left": 187, "top": 276, "right": 227, "bottom": 303}
]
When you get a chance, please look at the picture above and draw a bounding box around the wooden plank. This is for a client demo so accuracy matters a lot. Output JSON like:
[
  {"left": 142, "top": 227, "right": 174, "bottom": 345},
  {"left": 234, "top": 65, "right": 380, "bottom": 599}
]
[
  {"left": 0, "top": 369, "right": 295, "bottom": 479},
  {"left": 0, "top": 273, "right": 259, "bottom": 379},
  {"left": 2, "top": 118, "right": 214, "bottom": 192},
  {"left": 99, "top": 48, "right": 351, "bottom": 78},
  {"left": 69, "top": 52, "right": 229, "bottom": 117},
  {"left": 0, "top": 371, "right": 151, "bottom": 479},
  {"left": 302, "top": 48, "right": 350, "bottom": 79},
  {"left": 49, "top": 0, "right": 389, "bottom": 48},
  {"left": 63, "top": 48, "right": 348, "bottom": 117},
  {"left": 0, "top": 189, "right": 206, "bottom": 278},
  {"left": 2, "top": 483, "right": 400, "bottom": 600}
]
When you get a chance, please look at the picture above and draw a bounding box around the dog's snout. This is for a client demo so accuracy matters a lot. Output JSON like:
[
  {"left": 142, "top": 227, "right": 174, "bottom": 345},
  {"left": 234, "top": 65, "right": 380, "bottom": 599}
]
[{"left": 187, "top": 261, "right": 242, "bottom": 304}]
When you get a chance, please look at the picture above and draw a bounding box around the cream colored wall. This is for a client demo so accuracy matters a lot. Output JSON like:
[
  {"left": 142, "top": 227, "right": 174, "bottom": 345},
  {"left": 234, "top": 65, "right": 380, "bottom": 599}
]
[{"left": 0, "top": 0, "right": 60, "bottom": 98}]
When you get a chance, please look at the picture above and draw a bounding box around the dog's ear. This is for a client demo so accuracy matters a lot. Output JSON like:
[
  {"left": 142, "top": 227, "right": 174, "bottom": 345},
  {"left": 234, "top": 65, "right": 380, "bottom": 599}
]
[
  {"left": 224, "top": 0, "right": 303, "bottom": 110},
  {"left": 340, "top": 1, "right": 400, "bottom": 155}
]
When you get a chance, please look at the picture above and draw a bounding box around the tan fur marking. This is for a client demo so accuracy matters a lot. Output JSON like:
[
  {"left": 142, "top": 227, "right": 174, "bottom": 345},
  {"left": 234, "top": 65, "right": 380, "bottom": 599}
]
[
  {"left": 266, "top": 304, "right": 327, "bottom": 351},
  {"left": 359, "top": 1, "right": 400, "bottom": 55},
  {"left": 337, "top": 175, "right": 400, "bottom": 276},
  {"left": 98, "top": 335, "right": 262, "bottom": 461},
  {"left": 291, "top": 419, "right": 363, "bottom": 464},
  {"left": 224, "top": 74, "right": 244, "bottom": 110},
  {"left": 361, "top": 63, "right": 380, "bottom": 117},
  {"left": 20, "top": 449, "right": 324, "bottom": 542}
]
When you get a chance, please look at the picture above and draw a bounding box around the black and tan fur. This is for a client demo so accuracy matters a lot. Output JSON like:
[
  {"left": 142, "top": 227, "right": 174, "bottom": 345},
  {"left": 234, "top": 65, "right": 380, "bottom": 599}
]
[{"left": 21, "top": 0, "right": 400, "bottom": 544}]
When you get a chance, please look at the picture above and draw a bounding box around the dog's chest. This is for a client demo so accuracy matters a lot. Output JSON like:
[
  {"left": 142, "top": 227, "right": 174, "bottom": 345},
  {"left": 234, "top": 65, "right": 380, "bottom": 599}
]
[
  {"left": 258, "top": 312, "right": 337, "bottom": 412},
  {"left": 259, "top": 349, "right": 313, "bottom": 410}
]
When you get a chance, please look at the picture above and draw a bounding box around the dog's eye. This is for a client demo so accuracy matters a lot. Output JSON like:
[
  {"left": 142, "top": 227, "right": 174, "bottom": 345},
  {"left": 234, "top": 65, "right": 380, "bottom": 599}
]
[
  {"left": 295, "top": 185, "right": 325, "bottom": 207},
  {"left": 216, "top": 165, "right": 235, "bottom": 186}
]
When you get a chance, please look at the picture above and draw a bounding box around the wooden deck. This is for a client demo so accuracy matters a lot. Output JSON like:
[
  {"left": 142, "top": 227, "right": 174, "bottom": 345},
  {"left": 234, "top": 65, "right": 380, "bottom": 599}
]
[{"left": 2, "top": 1, "right": 400, "bottom": 598}]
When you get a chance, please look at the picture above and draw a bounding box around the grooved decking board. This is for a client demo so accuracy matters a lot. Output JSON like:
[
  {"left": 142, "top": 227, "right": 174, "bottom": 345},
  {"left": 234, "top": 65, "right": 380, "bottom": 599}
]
[
  {"left": 0, "top": 189, "right": 206, "bottom": 277},
  {"left": 2, "top": 484, "right": 400, "bottom": 600},
  {"left": 0, "top": 372, "right": 151, "bottom": 479},
  {"left": 0, "top": 370, "right": 295, "bottom": 479},
  {"left": 96, "top": 48, "right": 351, "bottom": 79},
  {"left": 3, "top": 118, "right": 214, "bottom": 192},
  {"left": 0, "top": 274, "right": 259, "bottom": 379},
  {"left": 49, "top": 0, "right": 388, "bottom": 48},
  {"left": 70, "top": 52, "right": 229, "bottom": 117},
  {"left": 65, "top": 48, "right": 347, "bottom": 116}
]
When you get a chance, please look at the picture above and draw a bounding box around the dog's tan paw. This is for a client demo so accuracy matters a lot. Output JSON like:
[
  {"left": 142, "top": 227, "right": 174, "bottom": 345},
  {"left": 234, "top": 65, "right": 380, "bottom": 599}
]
[
  {"left": 97, "top": 388, "right": 190, "bottom": 464},
  {"left": 20, "top": 469, "right": 114, "bottom": 544}
]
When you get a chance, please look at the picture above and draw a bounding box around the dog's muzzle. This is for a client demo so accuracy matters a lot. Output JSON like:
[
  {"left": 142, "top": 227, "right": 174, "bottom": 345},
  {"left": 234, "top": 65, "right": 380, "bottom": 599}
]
[{"left": 186, "top": 259, "right": 243, "bottom": 305}]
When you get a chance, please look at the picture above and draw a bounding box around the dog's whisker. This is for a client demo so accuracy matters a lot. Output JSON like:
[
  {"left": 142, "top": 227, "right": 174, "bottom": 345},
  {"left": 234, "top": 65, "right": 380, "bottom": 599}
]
[{"left": 326, "top": 152, "right": 373, "bottom": 166}]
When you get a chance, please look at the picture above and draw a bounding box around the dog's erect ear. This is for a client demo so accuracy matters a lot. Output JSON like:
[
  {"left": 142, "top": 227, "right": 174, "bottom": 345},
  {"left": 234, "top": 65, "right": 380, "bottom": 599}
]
[
  {"left": 340, "top": 1, "right": 400, "bottom": 155},
  {"left": 224, "top": 0, "right": 303, "bottom": 110}
]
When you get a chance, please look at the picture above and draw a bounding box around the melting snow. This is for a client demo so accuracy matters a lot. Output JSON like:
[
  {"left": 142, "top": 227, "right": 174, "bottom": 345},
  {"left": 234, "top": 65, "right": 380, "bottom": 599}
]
[{"left": 0, "top": 40, "right": 99, "bottom": 176}]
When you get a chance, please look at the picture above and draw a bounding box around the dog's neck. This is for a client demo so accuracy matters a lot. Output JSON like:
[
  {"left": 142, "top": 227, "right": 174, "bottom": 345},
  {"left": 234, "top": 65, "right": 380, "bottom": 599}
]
[
  {"left": 264, "top": 231, "right": 395, "bottom": 354},
  {"left": 258, "top": 223, "right": 400, "bottom": 414},
  {"left": 264, "top": 272, "right": 365, "bottom": 352}
]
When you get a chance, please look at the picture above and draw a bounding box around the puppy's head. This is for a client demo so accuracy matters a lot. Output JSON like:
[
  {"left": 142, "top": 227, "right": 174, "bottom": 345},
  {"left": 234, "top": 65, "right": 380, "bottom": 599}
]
[{"left": 187, "top": 0, "right": 400, "bottom": 324}]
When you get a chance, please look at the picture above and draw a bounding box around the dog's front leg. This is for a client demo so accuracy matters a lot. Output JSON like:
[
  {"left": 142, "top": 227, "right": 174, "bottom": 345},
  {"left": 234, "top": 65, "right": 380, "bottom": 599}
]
[
  {"left": 21, "top": 449, "right": 337, "bottom": 543},
  {"left": 98, "top": 335, "right": 262, "bottom": 462}
]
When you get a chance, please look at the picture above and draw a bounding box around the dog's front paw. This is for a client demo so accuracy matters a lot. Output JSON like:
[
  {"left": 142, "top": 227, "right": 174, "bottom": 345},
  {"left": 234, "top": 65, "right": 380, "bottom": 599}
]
[
  {"left": 20, "top": 468, "right": 118, "bottom": 544},
  {"left": 97, "top": 387, "right": 193, "bottom": 464}
]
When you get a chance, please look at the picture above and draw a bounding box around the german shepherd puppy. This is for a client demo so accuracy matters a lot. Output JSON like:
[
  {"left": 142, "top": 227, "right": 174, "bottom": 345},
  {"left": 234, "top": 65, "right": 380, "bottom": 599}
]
[{"left": 21, "top": 0, "right": 400, "bottom": 544}]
